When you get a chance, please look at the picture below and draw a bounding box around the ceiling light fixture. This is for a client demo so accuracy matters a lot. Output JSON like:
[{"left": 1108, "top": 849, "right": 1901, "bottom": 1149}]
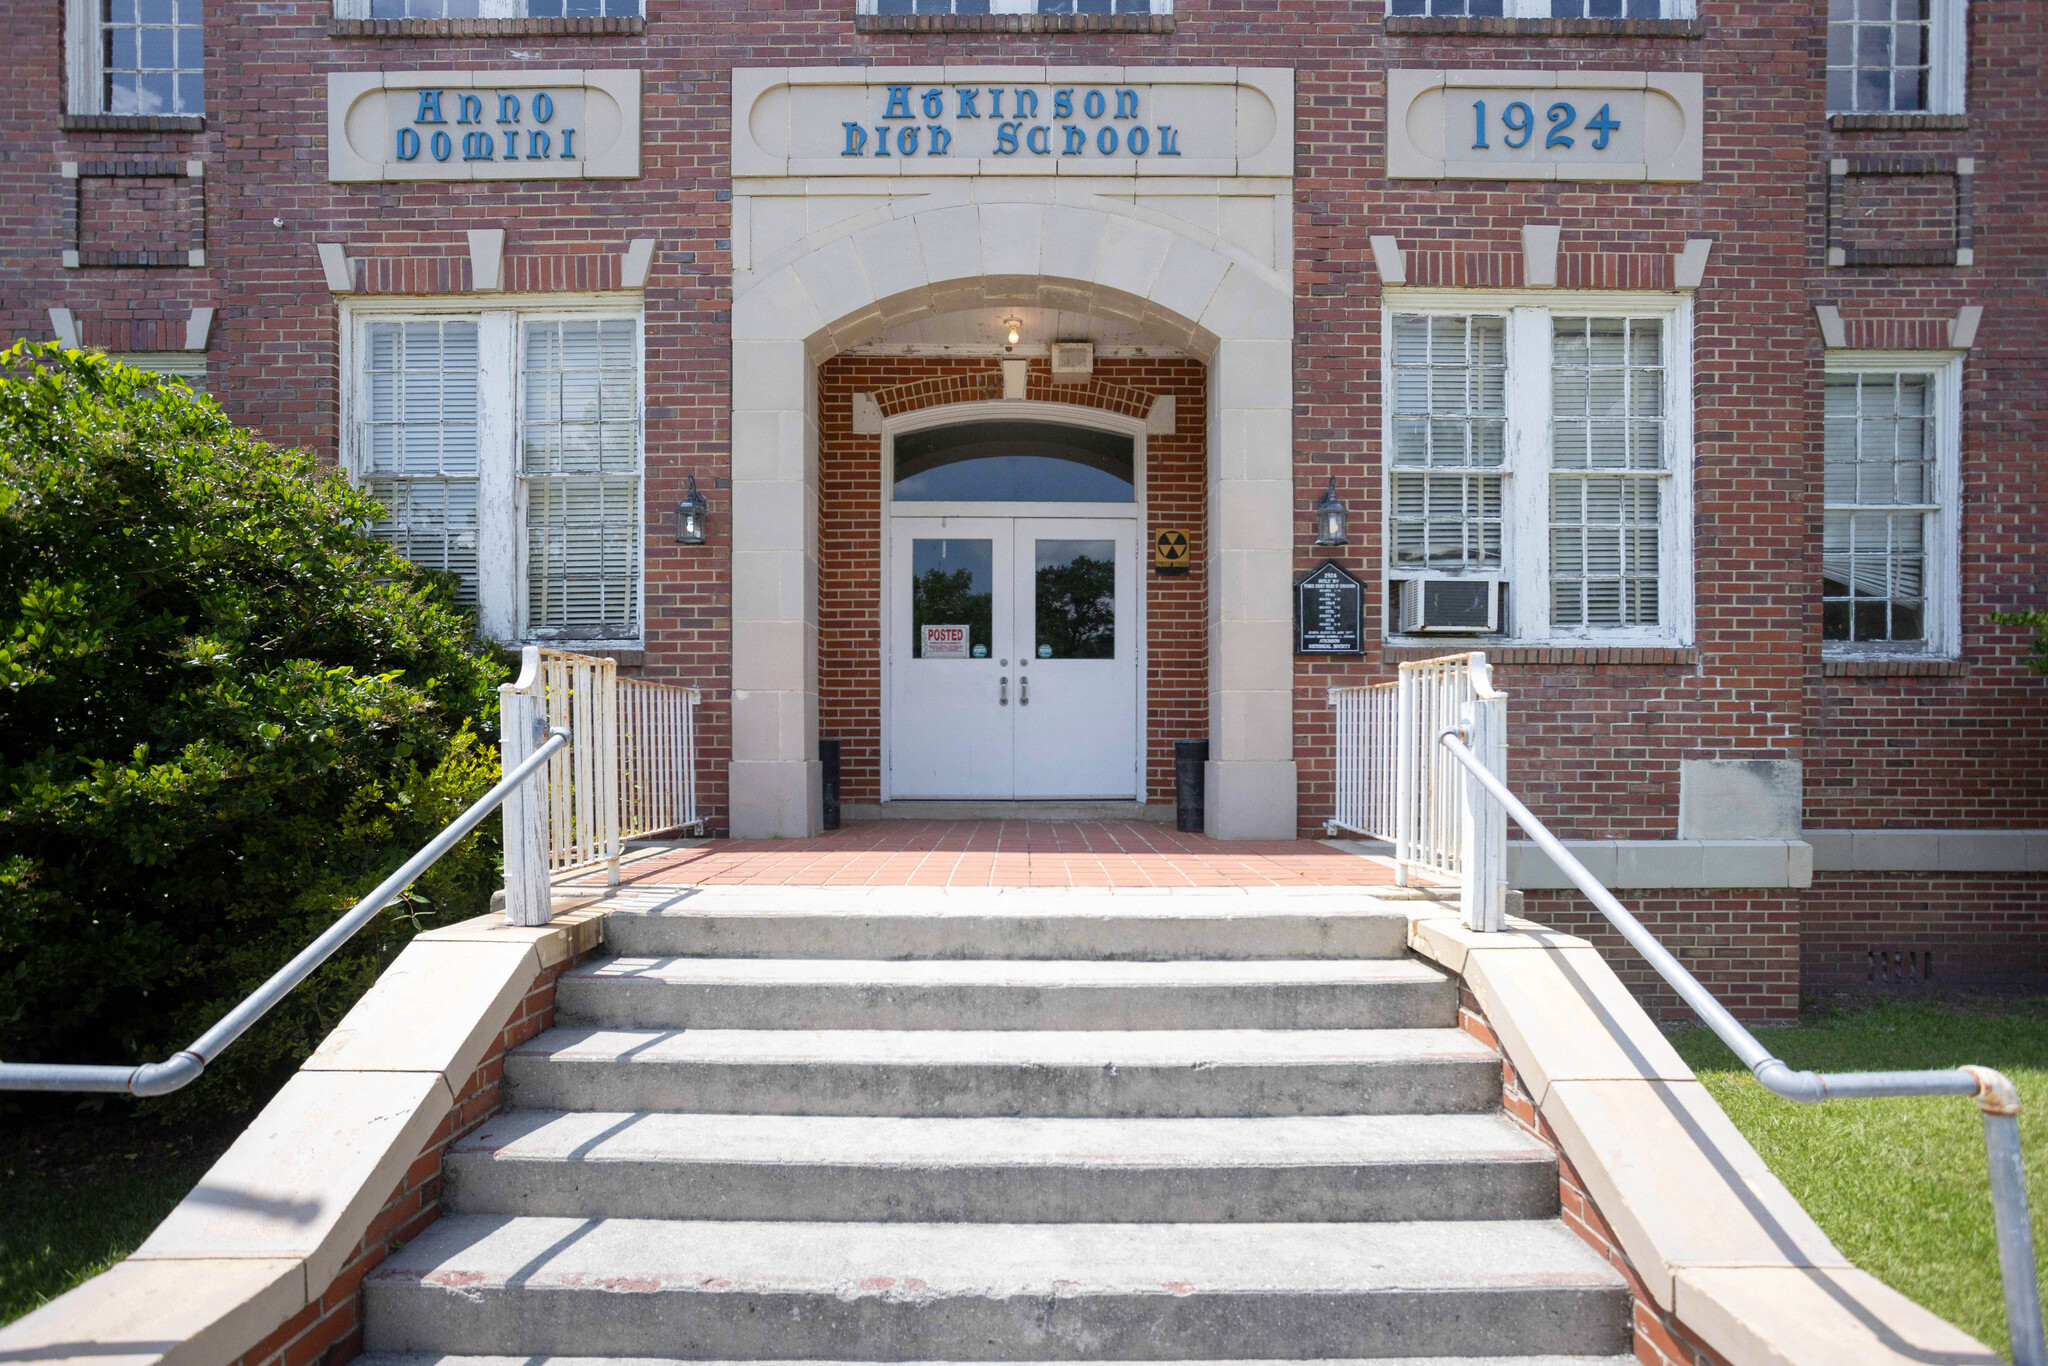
[{"left": 1003, "top": 316, "right": 1023, "bottom": 347}]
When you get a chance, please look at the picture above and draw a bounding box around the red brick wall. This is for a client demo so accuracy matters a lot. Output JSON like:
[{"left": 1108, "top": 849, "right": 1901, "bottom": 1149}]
[
  {"left": 1801, "top": 873, "right": 2048, "bottom": 994},
  {"left": 1523, "top": 890, "right": 1803, "bottom": 1025},
  {"left": 816, "top": 354, "right": 1207, "bottom": 807},
  {"left": 232, "top": 946, "right": 587, "bottom": 1366}
]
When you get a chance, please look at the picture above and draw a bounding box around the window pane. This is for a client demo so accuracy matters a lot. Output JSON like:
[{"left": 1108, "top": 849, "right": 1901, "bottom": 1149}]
[
  {"left": 1829, "top": 2, "right": 1931, "bottom": 112},
  {"left": 1389, "top": 314, "right": 1506, "bottom": 469},
  {"left": 100, "top": 0, "right": 201, "bottom": 114},
  {"left": 911, "top": 539, "right": 993, "bottom": 659},
  {"left": 359, "top": 319, "right": 482, "bottom": 608},
  {"left": 1823, "top": 371, "right": 1937, "bottom": 646},
  {"left": 1035, "top": 540, "right": 1116, "bottom": 660},
  {"left": 522, "top": 318, "right": 641, "bottom": 638}
]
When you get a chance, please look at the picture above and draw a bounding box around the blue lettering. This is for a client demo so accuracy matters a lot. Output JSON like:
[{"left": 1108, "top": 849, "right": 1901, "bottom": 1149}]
[
  {"left": 457, "top": 93, "right": 482, "bottom": 125},
  {"left": 1096, "top": 125, "right": 1118, "bottom": 155},
  {"left": 994, "top": 121, "right": 1020, "bottom": 155},
  {"left": 1083, "top": 89, "right": 1105, "bottom": 119},
  {"left": 462, "top": 129, "right": 495, "bottom": 160},
  {"left": 497, "top": 93, "right": 521, "bottom": 123},
  {"left": 898, "top": 125, "right": 919, "bottom": 155},
  {"left": 1114, "top": 88, "right": 1138, "bottom": 119},
  {"left": 560, "top": 128, "right": 575, "bottom": 158},
  {"left": 1027, "top": 124, "right": 1050, "bottom": 155},
  {"left": 1015, "top": 89, "right": 1039, "bottom": 118},
  {"left": 1156, "top": 124, "right": 1179, "bottom": 155},
  {"left": 989, "top": 88, "right": 1004, "bottom": 117},
  {"left": 395, "top": 126, "right": 420, "bottom": 160},
  {"left": 1062, "top": 125, "right": 1086, "bottom": 155},
  {"left": 430, "top": 129, "right": 451, "bottom": 160},
  {"left": 1585, "top": 103, "right": 1620, "bottom": 149},
  {"left": 502, "top": 130, "right": 518, "bottom": 158},
  {"left": 873, "top": 125, "right": 890, "bottom": 155},
  {"left": 1053, "top": 88, "right": 1073, "bottom": 119},
  {"left": 927, "top": 124, "right": 951, "bottom": 155},
  {"left": 956, "top": 88, "right": 980, "bottom": 118},
  {"left": 883, "top": 85, "right": 913, "bottom": 119},
  {"left": 527, "top": 129, "right": 552, "bottom": 159},
  {"left": 921, "top": 88, "right": 944, "bottom": 118},
  {"left": 1126, "top": 124, "right": 1148, "bottom": 154},
  {"left": 842, "top": 122, "right": 868, "bottom": 155},
  {"left": 414, "top": 89, "right": 446, "bottom": 124},
  {"left": 533, "top": 91, "right": 554, "bottom": 123}
]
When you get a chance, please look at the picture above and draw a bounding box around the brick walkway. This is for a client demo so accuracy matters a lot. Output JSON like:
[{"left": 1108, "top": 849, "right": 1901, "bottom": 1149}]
[{"left": 591, "top": 821, "right": 1410, "bottom": 889}]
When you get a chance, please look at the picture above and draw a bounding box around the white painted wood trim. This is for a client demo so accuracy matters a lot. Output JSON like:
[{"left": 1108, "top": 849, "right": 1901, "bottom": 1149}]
[
  {"left": 476, "top": 311, "right": 519, "bottom": 642},
  {"left": 65, "top": 0, "right": 98, "bottom": 115},
  {"left": 1931, "top": 0, "right": 1968, "bottom": 115}
]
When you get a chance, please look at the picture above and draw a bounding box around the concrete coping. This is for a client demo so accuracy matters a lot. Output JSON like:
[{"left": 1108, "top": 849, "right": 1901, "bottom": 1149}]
[
  {"left": 1400, "top": 904, "right": 2002, "bottom": 1366},
  {"left": 0, "top": 905, "right": 606, "bottom": 1366}
]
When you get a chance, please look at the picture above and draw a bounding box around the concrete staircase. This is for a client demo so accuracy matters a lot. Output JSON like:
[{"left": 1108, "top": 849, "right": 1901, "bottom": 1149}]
[{"left": 359, "top": 895, "right": 1634, "bottom": 1363}]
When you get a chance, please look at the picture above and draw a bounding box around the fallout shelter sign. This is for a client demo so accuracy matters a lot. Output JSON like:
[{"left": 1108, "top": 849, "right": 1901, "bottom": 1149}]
[{"left": 328, "top": 70, "right": 642, "bottom": 182}]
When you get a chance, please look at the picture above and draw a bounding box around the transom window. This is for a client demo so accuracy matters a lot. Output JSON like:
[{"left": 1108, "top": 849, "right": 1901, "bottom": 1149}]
[
  {"left": 351, "top": 309, "right": 644, "bottom": 646},
  {"left": 66, "top": 0, "right": 203, "bottom": 117},
  {"left": 892, "top": 421, "right": 1135, "bottom": 503},
  {"left": 1826, "top": 0, "right": 1966, "bottom": 114},
  {"left": 1383, "top": 297, "right": 1691, "bottom": 645},
  {"left": 1822, "top": 358, "right": 1960, "bottom": 656}
]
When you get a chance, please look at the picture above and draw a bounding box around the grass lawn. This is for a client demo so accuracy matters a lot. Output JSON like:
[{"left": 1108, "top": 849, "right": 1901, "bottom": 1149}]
[
  {"left": 0, "top": 1105, "right": 249, "bottom": 1326},
  {"left": 1672, "top": 994, "right": 2048, "bottom": 1361}
]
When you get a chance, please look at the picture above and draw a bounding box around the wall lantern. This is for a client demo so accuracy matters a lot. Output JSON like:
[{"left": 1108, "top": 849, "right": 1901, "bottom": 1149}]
[
  {"left": 674, "top": 475, "right": 711, "bottom": 545},
  {"left": 1312, "top": 477, "right": 1350, "bottom": 546},
  {"left": 1002, "top": 316, "right": 1023, "bottom": 347}
]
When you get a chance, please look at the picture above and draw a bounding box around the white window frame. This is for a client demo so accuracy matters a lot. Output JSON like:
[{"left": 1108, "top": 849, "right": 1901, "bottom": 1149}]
[
  {"left": 1826, "top": 0, "right": 1968, "bottom": 116},
  {"left": 111, "top": 351, "right": 208, "bottom": 391},
  {"left": 339, "top": 294, "right": 646, "bottom": 651},
  {"left": 1385, "top": 0, "right": 1696, "bottom": 18},
  {"left": 853, "top": 0, "right": 1171, "bottom": 13},
  {"left": 1381, "top": 289, "right": 1695, "bottom": 648},
  {"left": 1821, "top": 350, "right": 1963, "bottom": 660},
  {"left": 67, "top": 0, "right": 206, "bottom": 117},
  {"left": 329, "top": 0, "right": 640, "bottom": 16}
]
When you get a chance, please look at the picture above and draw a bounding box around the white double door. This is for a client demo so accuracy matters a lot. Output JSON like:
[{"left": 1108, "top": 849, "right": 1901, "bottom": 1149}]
[{"left": 889, "top": 516, "right": 1139, "bottom": 800}]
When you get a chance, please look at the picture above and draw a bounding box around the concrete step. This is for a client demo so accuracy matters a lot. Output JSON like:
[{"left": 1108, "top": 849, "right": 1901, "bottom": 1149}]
[
  {"left": 444, "top": 1111, "right": 1558, "bottom": 1223},
  {"left": 363, "top": 1216, "right": 1631, "bottom": 1359},
  {"left": 506, "top": 1027, "right": 1503, "bottom": 1117},
  {"left": 556, "top": 957, "right": 1458, "bottom": 1031},
  {"left": 602, "top": 897, "right": 1412, "bottom": 962}
]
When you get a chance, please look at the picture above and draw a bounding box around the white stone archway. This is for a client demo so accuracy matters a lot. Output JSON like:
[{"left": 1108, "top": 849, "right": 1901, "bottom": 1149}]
[{"left": 729, "top": 195, "right": 1296, "bottom": 840}]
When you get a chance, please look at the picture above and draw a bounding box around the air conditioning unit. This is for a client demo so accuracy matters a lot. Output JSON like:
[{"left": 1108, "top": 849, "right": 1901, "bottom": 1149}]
[
  {"left": 1049, "top": 341, "right": 1094, "bottom": 384},
  {"left": 1398, "top": 578, "right": 1504, "bottom": 635}
]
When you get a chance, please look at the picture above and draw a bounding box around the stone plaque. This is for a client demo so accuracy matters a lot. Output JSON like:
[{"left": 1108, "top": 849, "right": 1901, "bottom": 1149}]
[
  {"left": 327, "top": 70, "right": 641, "bottom": 182},
  {"left": 1296, "top": 560, "right": 1363, "bottom": 655},
  {"left": 733, "top": 66, "right": 1292, "bottom": 178},
  {"left": 1386, "top": 70, "right": 1702, "bottom": 183}
]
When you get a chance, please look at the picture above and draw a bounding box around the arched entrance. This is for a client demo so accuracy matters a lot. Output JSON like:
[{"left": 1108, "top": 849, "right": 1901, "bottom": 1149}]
[
  {"left": 882, "top": 403, "right": 1146, "bottom": 801},
  {"left": 728, "top": 195, "right": 1296, "bottom": 839}
]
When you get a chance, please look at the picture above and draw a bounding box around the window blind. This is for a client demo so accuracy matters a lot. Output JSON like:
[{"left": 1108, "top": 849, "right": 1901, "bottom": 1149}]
[
  {"left": 522, "top": 318, "right": 641, "bottom": 639},
  {"left": 362, "top": 319, "right": 481, "bottom": 606}
]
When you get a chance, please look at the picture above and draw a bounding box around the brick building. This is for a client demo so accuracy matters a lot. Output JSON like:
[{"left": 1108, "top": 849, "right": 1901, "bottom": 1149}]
[{"left": 4, "top": 0, "right": 2042, "bottom": 1018}]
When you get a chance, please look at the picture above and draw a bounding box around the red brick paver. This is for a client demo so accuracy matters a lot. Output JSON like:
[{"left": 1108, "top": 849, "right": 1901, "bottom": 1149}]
[{"left": 593, "top": 821, "right": 1408, "bottom": 890}]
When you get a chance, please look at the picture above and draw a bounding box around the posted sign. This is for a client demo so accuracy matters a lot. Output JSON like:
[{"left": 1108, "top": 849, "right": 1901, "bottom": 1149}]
[{"left": 922, "top": 624, "right": 970, "bottom": 659}]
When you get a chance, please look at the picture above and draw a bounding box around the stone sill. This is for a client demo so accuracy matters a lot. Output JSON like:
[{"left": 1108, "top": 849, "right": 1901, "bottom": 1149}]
[
  {"left": 1509, "top": 838, "right": 1813, "bottom": 890},
  {"left": 853, "top": 12, "right": 1174, "bottom": 32},
  {"left": 1807, "top": 828, "right": 2048, "bottom": 874},
  {"left": 1384, "top": 14, "right": 1702, "bottom": 36},
  {"left": 1829, "top": 112, "right": 1967, "bottom": 132},
  {"left": 60, "top": 113, "right": 205, "bottom": 132},
  {"left": 1823, "top": 656, "right": 1964, "bottom": 677},
  {"left": 1382, "top": 644, "right": 1697, "bottom": 667},
  {"left": 327, "top": 14, "right": 643, "bottom": 35}
]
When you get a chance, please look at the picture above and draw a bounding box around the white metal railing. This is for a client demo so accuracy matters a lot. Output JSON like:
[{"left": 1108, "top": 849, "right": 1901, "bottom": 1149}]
[
  {"left": 499, "top": 646, "right": 702, "bottom": 926},
  {"left": 1328, "top": 652, "right": 1508, "bottom": 930}
]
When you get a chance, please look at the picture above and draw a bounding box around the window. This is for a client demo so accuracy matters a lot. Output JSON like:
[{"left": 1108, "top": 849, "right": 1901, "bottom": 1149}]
[
  {"left": 1383, "top": 295, "right": 1692, "bottom": 645},
  {"left": 67, "top": 0, "right": 203, "bottom": 117},
  {"left": 112, "top": 351, "right": 207, "bottom": 391},
  {"left": 331, "top": 0, "right": 637, "bottom": 16},
  {"left": 1386, "top": 0, "right": 1692, "bottom": 17},
  {"left": 892, "top": 421, "right": 1135, "bottom": 503},
  {"left": 1827, "top": 0, "right": 1966, "bottom": 114},
  {"left": 348, "top": 308, "right": 644, "bottom": 645},
  {"left": 1822, "top": 356, "right": 1961, "bottom": 656},
  {"left": 856, "top": 0, "right": 1166, "bottom": 14}
]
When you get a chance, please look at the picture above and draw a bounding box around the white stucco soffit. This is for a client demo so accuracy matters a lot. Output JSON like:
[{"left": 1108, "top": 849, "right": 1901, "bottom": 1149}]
[
  {"left": 328, "top": 69, "right": 641, "bottom": 182},
  {"left": 732, "top": 67, "right": 1292, "bottom": 179},
  {"left": 1386, "top": 69, "right": 1701, "bottom": 182}
]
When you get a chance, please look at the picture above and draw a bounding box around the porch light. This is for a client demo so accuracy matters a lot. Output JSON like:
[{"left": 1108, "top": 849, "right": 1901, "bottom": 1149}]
[
  {"left": 674, "top": 475, "right": 711, "bottom": 545},
  {"left": 1003, "top": 316, "right": 1023, "bottom": 347},
  {"left": 1312, "top": 477, "right": 1350, "bottom": 546}
]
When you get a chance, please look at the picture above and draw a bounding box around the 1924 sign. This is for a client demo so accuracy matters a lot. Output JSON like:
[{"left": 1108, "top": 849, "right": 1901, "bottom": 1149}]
[{"left": 1296, "top": 561, "right": 1363, "bottom": 655}]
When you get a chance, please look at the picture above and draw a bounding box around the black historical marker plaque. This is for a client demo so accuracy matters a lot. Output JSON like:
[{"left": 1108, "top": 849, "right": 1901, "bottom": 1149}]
[{"left": 1295, "top": 560, "right": 1363, "bottom": 655}]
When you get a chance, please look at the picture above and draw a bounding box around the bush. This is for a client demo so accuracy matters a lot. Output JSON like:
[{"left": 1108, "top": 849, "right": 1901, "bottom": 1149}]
[{"left": 0, "top": 343, "right": 509, "bottom": 1120}]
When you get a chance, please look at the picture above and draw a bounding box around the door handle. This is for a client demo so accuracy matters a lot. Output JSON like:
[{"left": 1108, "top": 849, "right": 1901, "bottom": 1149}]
[
  {"left": 1020, "top": 675, "right": 1029, "bottom": 706},
  {"left": 999, "top": 676, "right": 1009, "bottom": 706}
]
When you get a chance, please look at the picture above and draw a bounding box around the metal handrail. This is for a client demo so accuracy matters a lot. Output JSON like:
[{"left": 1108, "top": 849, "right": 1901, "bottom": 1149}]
[
  {"left": 0, "top": 727, "right": 572, "bottom": 1097},
  {"left": 1436, "top": 727, "right": 2045, "bottom": 1366}
]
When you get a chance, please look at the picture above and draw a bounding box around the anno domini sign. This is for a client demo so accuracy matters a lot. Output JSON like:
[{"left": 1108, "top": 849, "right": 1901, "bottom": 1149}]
[
  {"left": 734, "top": 67, "right": 1293, "bottom": 178},
  {"left": 328, "top": 70, "right": 641, "bottom": 182}
]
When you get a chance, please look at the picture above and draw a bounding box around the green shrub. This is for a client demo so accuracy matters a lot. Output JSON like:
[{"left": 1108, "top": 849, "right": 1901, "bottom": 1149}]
[{"left": 0, "top": 343, "right": 510, "bottom": 1120}]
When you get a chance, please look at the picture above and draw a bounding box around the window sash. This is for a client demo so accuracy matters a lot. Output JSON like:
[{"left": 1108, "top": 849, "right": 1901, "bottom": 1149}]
[
  {"left": 1383, "top": 298, "right": 1688, "bottom": 646},
  {"left": 1384, "top": 0, "right": 1695, "bottom": 16},
  {"left": 330, "top": 0, "right": 639, "bottom": 15},
  {"left": 1825, "top": 0, "right": 1967, "bottom": 114},
  {"left": 852, "top": 0, "right": 1170, "bottom": 12}
]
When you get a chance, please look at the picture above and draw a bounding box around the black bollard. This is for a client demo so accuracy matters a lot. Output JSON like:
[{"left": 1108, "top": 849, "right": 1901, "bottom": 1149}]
[
  {"left": 1174, "top": 739, "right": 1209, "bottom": 833},
  {"left": 819, "top": 738, "right": 842, "bottom": 831}
]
